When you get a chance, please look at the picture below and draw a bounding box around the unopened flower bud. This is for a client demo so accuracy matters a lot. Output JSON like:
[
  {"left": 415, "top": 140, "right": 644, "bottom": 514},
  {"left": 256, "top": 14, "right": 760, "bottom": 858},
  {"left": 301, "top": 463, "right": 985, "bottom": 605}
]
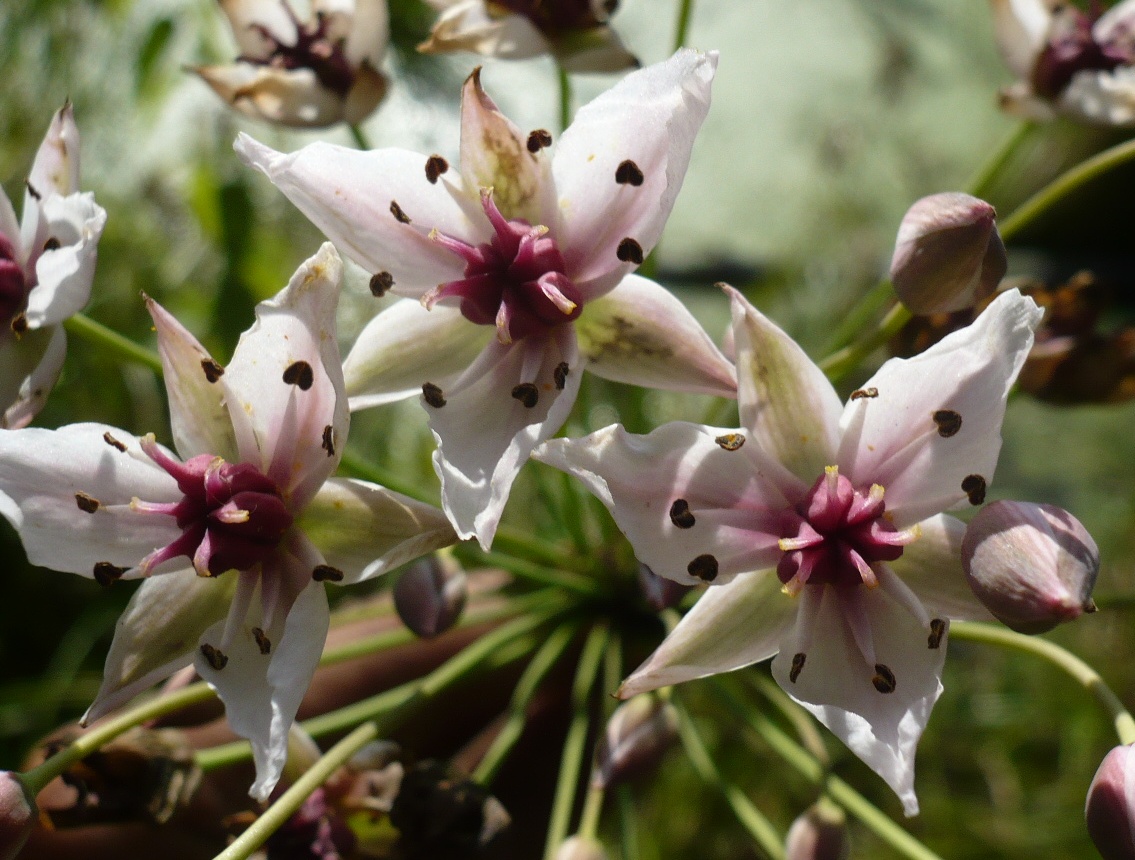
[
  {"left": 592, "top": 694, "right": 678, "bottom": 789},
  {"left": 890, "top": 192, "right": 1007, "bottom": 315},
  {"left": 638, "top": 562, "right": 692, "bottom": 611},
  {"left": 555, "top": 835, "right": 609, "bottom": 860},
  {"left": 961, "top": 500, "right": 1099, "bottom": 634},
  {"left": 785, "top": 800, "right": 850, "bottom": 860},
  {"left": 393, "top": 553, "right": 467, "bottom": 638},
  {"left": 1086, "top": 744, "right": 1135, "bottom": 860},
  {"left": 0, "top": 772, "right": 35, "bottom": 860}
]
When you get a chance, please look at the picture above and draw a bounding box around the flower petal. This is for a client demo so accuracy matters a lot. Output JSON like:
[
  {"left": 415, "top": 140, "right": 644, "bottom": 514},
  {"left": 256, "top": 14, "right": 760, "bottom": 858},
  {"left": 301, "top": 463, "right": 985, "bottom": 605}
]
[
  {"left": 223, "top": 243, "right": 347, "bottom": 509},
  {"left": 419, "top": 1, "right": 551, "bottom": 61},
  {"left": 619, "top": 570, "right": 794, "bottom": 697},
  {"left": 552, "top": 49, "right": 717, "bottom": 292},
  {"left": 235, "top": 133, "right": 480, "bottom": 294},
  {"left": 84, "top": 568, "right": 234, "bottom": 724},
  {"left": 577, "top": 274, "right": 737, "bottom": 398},
  {"left": 342, "top": 0, "right": 389, "bottom": 67},
  {"left": 1094, "top": 0, "right": 1135, "bottom": 44},
  {"left": 300, "top": 477, "right": 455, "bottom": 583},
  {"left": 428, "top": 328, "right": 581, "bottom": 549},
  {"left": 837, "top": 289, "right": 1042, "bottom": 526},
  {"left": 891, "top": 514, "right": 993, "bottom": 622},
  {"left": 989, "top": 0, "right": 1051, "bottom": 79},
  {"left": 344, "top": 298, "right": 490, "bottom": 410},
  {"left": 147, "top": 297, "right": 238, "bottom": 462},
  {"left": 555, "top": 26, "right": 639, "bottom": 74},
  {"left": 24, "top": 193, "right": 106, "bottom": 328},
  {"left": 27, "top": 102, "right": 81, "bottom": 200},
  {"left": 0, "top": 325, "right": 65, "bottom": 430},
  {"left": 771, "top": 584, "right": 945, "bottom": 816},
  {"left": 219, "top": 0, "right": 298, "bottom": 59},
  {"left": 534, "top": 422, "right": 800, "bottom": 586},
  {"left": 1060, "top": 67, "right": 1135, "bottom": 126},
  {"left": 195, "top": 64, "right": 349, "bottom": 128},
  {"left": 0, "top": 423, "right": 182, "bottom": 576},
  {"left": 727, "top": 285, "right": 842, "bottom": 482}
]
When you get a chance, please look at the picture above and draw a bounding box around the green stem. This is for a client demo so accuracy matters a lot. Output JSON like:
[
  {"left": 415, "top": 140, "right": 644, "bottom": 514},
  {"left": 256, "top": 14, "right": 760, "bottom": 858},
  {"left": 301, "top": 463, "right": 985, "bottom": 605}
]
[
  {"left": 750, "top": 673, "right": 829, "bottom": 766},
  {"left": 672, "top": 0, "right": 695, "bottom": 52},
  {"left": 964, "top": 121, "right": 1033, "bottom": 201},
  {"left": 951, "top": 621, "right": 1135, "bottom": 744},
  {"left": 214, "top": 722, "right": 379, "bottom": 860},
  {"left": 64, "top": 313, "right": 163, "bottom": 374},
  {"left": 348, "top": 123, "right": 371, "bottom": 150},
  {"left": 544, "top": 624, "right": 610, "bottom": 860},
  {"left": 674, "top": 699, "right": 785, "bottom": 859},
  {"left": 575, "top": 632, "right": 623, "bottom": 841},
  {"left": 473, "top": 622, "right": 579, "bottom": 784},
  {"left": 558, "top": 66, "right": 572, "bottom": 133},
  {"left": 473, "top": 549, "right": 602, "bottom": 597},
  {"left": 818, "top": 301, "right": 910, "bottom": 383},
  {"left": 338, "top": 448, "right": 429, "bottom": 502},
  {"left": 617, "top": 787, "right": 644, "bottom": 860},
  {"left": 577, "top": 778, "right": 606, "bottom": 841},
  {"left": 821, "top": 277, "right": 895, "bottom": 356}
]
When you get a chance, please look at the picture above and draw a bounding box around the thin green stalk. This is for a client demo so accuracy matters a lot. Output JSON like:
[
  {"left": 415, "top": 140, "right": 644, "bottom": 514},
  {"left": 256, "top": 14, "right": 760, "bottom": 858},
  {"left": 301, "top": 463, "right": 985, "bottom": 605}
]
[
  {"left": 214, "top": 722, "right": 379, "bottom": 860},
  {"left": 474, "top": 549, "right": 602, "bottom": 597},
  {"left": 821, "top": 277, "right": 895, "bottom": 356},
  {"left": 674, "top": 699, "right": 785, "bottom": 859},
  {"left": 951, "top": 621, "right": 1135, "bottom": 744},
  {"left": 348, "top": 123, "right": 371, "bottom": 150},
  {"left": 474, "top": 622, "right": 579, "bottom": 783},
  {"left": 617, "top": 787, "right": 644, "bottom": 860},
  {"left": 544, "top": 624, "right": 610, "bottom": 860},
  {"left": 749, "top": 673, "right": 828, "bottom": 766},
  {"left": 64, "top": 313, "right": 163, "bottom": 374},
  {"left": 818, "top": 301, "right": 910, "bottom": 383},
  {"left": 575, "top": 632, "right": 623, "bottom": 841},
  {"left": 964, "top": 121, "right": 1032, "bottom": 200},
  {"left": 577, "top": 778, "right": 606, "bottom": 842},
  {"left": 672, "top": 0, "right": 695, "bottom": 52},
  {"left": 338, "top": 448, "right": 430, "bottom": 502},
  {"left": 558, "top": 66, "right": 572, "bottom": 133}
]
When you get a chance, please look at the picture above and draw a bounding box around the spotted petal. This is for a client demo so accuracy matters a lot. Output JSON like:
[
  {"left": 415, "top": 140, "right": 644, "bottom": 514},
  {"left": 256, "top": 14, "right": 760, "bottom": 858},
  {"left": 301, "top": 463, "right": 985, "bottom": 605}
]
[
  {"left": 892, "top": 514, "right": 992, "bottom": 622},
  {"left": 25, "top": 102, "right": 80, "bottom": 208},
  {"left": 195, "top": 65, "right": 355, "bottom": 128},
  {"left": 24, "top": 192, "right": 106, "bottom": 328}
]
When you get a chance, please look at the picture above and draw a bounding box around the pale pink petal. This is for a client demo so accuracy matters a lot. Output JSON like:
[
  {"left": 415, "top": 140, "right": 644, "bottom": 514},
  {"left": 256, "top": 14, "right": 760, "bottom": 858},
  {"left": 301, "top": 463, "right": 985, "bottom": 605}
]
[
  {"left": 552, "top": 49, "right": 717, "bottom": 293},
  {"left": 27, "top": 102, "right": 80, "bottom": 200},
  {"left": 340, "top": 0, "right": 389, "bottom": 67},
  {"left": 0, "top": 326, "right": 65, "bottom": 430},
  {"left": 770, "top": 584, "right": 946, "bottom": 817},
  {"left": 419, "top": 1, "right": 552, "bottom": 60},
  {"left": 24, "top": 193, "right": 106, "bottom": 327},
  {"left": 534, "top": 422, "right": 800, "bottom": 586},
  {"left": 300, "top": 477, "right": 456, "bottom": 584},
  {"left": 344, "top": 299, "right": 491, "bottom": 410},
  {"left": 236, "top": 133, "right": 481, "bottom": 294},
  {"left": 891, "top": 514, "right": 993, "bottom": 622},
  {"left": 147, "top": 297, "right": 238, "bottom": 462},
  {"left": 195, "top": 65, "right": 349, "bottom": 128},
  {"left": 577, "top": 274, "right": 736, "bottom": 398},
  {"left": 727, "top": 286, "right": 842, "bottom": 483},
  {"left": 223, "top": 243, "right": 347, "bottom": 509},
  {"left": 1093, "top": 0, "right": 1135, "bottom": 45},
  {"left": 0, "top": 187, "right": 20, "bottom": 252},
  {"left": 618, "top": 570, "right": 794, "bottom": 697},
  {"left": 837, "top": 289, "right": 1042, "bottom": 527},
  {"left": 428, "top": 328, "right": 581, "bottom": 549},
  {"left": 83, "top": 568, "right": 234, "bottom": 724},
  {"left": 219, "top": 0, "right": 298, "bottom": 59},
  {"left": 990, "top": 0, "right": 1051, "bottom": 79},
  {"left": 1060, "top": 68, "right": 1135, "bottom": 126},
  {"left": 0, "top": 423, "right": 183, "bottom": 576}
]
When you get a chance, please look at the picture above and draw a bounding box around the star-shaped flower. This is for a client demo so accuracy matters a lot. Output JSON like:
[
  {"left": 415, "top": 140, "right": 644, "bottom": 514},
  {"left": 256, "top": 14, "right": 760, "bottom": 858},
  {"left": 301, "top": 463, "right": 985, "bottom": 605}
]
[
  {"left": 0, "top": 102, "right": 106, "bottom": 429},
  {"left": 0, "top": 244, "right": 455, "bottom": 800},
  {"left": 990, "top": 0, "right": 1135, "bottom": 124},
  {"left": 193, "top": 0, "right": 390, "bottom": 128},
  {"left": 535, "top": 287, "right": 1043, "bottom": 814},
  {"left": 235, "top": 50, "right": 737, "bottom": 549}
]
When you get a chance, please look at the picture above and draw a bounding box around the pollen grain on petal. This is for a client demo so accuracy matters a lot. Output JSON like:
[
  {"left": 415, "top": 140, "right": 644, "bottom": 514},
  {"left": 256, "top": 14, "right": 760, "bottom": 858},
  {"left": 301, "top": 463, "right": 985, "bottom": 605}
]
[
  {"left": 283, "top": 360, "right": 315, "bottom": 391},
  {"left": 962, "top": 474, "right": 987, "bottom": 505},
  {"left": 511, "top": 382, "right": 539, "bottom": 408},
  {"left": 313, "top": 564, "right": 344, "bottom": 582},
  {"left": 321, "top": 424, "right": 336, "bottom": 457},
  {"left": 369, "top": 271, "right": 394, "bottom": 297},
  {"left": 93, "top": 562, "right": 128, "bottom": 586},
  {"left": 668, "top": 498, "right": 696, "bottom": 529},
  {"left": 422, "top": 382, "right": 447, "bottom": 408},
  {"left": 928, "top": 618, "right": 947, "bottom": 649},
  {"left": 687, "top": 553, "right": 718, "bottom": 582},
  {"left": 390, "top": 200, "right": 411, "bottom": 224},
  {"left": 553, "top": 361, "right": 569, "bottom": 390},
  {"left": 75, "top": 492, "right": 100, "bottom": 513},
  {"left": 103, "top": 431, "right": 128, "bottom": 452},
  {"left": 789, "top": 652, "right": 806, "bottom": 683},
  {"left": 616, "top": 237, "right": 644, "bottom": 265},
  {"left": 715, "top": 433, "right": 745, "bottom": 451},
  {"left": 850, "top": 387, "right": 878, "bottom": 400},
  {"left": 526, "top": 129, "right": 553, "bottom": 153},
  {"left": 932, "top": 409, "right": 962, "bottom": 438},
  {"left": 252, "top": 627, "right": 272, "bottom": 655},
  {"left": 200, "top": 643, "right": 228, "bottom": 671},
  {"left": 615, "top": 159, "right": 645, "bottom": 186},
  {"left": 872, "top": 663, "right": 897, "bottom": 694},
  {"left": 425, "top": 154, "right": 449, "bottom": 184},
  {"left": 201, "top": 358, "right": 225, "bottom": 383}
]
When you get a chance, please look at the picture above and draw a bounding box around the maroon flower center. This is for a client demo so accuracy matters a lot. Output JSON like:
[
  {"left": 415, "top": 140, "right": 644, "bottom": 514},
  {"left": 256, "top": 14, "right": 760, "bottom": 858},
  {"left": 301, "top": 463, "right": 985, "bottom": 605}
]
[
  {"left": 495, "top": 0, "right": 618, "bottom": 34},
  {"left": 1032, "top": 7, "right": 1132, "bottom": 98},
  {"left": 243, "top": 1, "right": 355, "bottom": 96},
  {"left": 136, "top": 437, "right": 293, "bottom": 577},
  {"left": 0, "top": 234, "right": 28, "bottom": 330},
  {"left": 426, "top": 189, "right": 582, "bottom": 343},
  {"left": 776, "top": 468, "right": 912, "bottom": 593}
]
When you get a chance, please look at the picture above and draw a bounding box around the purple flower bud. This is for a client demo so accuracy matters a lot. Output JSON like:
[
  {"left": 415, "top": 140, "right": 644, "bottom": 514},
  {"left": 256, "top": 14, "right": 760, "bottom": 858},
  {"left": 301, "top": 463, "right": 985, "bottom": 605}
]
[
  {"left": 592, "top": 694, "right": 679, "bottom": 789},
  {"left": 554, "top": 836, "right": 609, "bottom": 860},
  {"left": 637, "top": 562, "right": 692, "bottom": 611},
  {"left": 961, "top": 500, "right": 1099, "bottom": 634},
  {"left": 785, "top": 801, "right": 850, "bottom": 860},
  {"left": 393, "top": 554, "right": 468, "bottom": 638},
  {"left": 890, "top": 193, "right": 1007, "bottom": 315},
  {"left": 0, "top": 772, "right": 35, "bottom": 860},
  {"left": 1086, "top": 744, "right": 1135, "bottom": 860}
]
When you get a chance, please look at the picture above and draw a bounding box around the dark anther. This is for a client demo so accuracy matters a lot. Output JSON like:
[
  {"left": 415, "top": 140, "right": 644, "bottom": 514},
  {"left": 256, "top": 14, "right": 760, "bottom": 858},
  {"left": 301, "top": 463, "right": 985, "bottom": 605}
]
[
  {"left": 425, "top": 155, "right": 449, "bottom": 184},
  {"left": 614, "top": 159, "right": 645, "bottom": 186},
  {"left": 75, "top": 492, "right": 100, "bottom": 514},
  {"left": 321, "top": 424, "right": 336, "bottom": 457},
  {"left": 872, "top": 663, "right": 897, "bottom": 694},
  {"left": 390, "top": 200, "right": 411, "bottom": 224},
  {"left": 715, "top": 433, "right": 745, "bottom": 451},
  {"left": 789, "top": 652, "right": 806, "bottom": 683},
  {"left": 24, "top": 181, "right": 41, "bottom": 201},
  {"left": 526, "top": 129, "right": 553, "bottom": 153},
  {"left": 103, "top": 432, "right": 127, "bottom": 452},
  {"left": 369, "top": 271, "right": 394, "bottom": 297},
  {"left": 928, "top": 618, "right": 947, "bottom": 649},
  {"left": 669, "top": 498, "right": 696, "bottom": 529},
  {"left": 422, "top": 382, "right": 447, "bottom": 408},
  {"left": 10, "top": 314, "right": 27, "bottom": 336},
  {"left": 511, "top": 382, "right": 539, "bottom": 408},
  {"left": 553, "top": 362, "right": 569, "bottom": 390},
  {"left": 253, "top": 627, "right": 272, "bottom": 655},
  {"left": 616, "top": 238, "right": 644, "bottom": 265},
  {"left": 313, "top": 564, "right": 345, "bottom": 582},
  {"left": 933, "top": 409, "right": 962, "bottom": 438},
  {"left": 961, "top": 474, "right": 987, "bottom": 505},
  {"left": 200, "top": 643, "right": 228, "bottom": 671},
  {"left": 283, "top": 360, "right": 315, "bottom": 391},
  {"left": 93, "top": 562, "right": 128, "bottom": 587},
  {"left": 43, "top": 237, "right": 61, "bottom": 252},
  {"left": 201, "top": 358, "right": 224, "bottom": 383},
  {"left": 850, "top": 387, "right": 878, "bottom": 400},
  {"left": 687, "top": 554, "right": 718, "bottom": 582}
]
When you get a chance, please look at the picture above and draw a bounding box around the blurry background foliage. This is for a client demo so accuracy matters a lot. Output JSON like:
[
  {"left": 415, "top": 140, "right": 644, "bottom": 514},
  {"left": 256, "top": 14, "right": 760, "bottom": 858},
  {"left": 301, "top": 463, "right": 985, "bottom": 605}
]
[{"left": 1, "top": 0, "right": 1135, "bottom": 857}]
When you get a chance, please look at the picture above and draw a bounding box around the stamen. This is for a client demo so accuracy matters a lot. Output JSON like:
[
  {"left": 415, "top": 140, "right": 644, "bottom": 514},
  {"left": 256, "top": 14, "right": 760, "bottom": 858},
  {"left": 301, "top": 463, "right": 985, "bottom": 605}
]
[
  {"left": 872, "top": 663, "right": 897, "bottom": 694},
  {"left": 928, "top": 618, "right": 947, "bottom": 649},
  {"left": 511, "top": 383, "right": 539, "bottom": 408},
  {"left": 200, "top": 643, "right": 228, "bottom": 671},
  {"left": 932, "top": 409, "right": 962, "bottom": 438},
  {"left": 10, "top": 314, "right": 26, "bottom": 336},
  {"left": 201, "top": 358, "right": 224, "bottom": 383},
  {"left": 424, "top": 155, "right": 449, "bottom": 184},
  {"left": 43, "top": 237, "right": 61, "bottom": 252},
  {"left": 553, "top": 362, "right": 569, "bottom": 390},
  {"left": 715, "top": 433, "right": 745, "bottom": 451},
  {"left": 526, "top": 129, "right": 553, "bottom": 152},
  {"left": 75, "top": 492, "right": 100, "bottom": 513},
  {"left": 850, "top": 387, "right": 878, "bottom": 400},
  {"left": 961, "top": 474, "right": 987, "bottom": 505},
  {"left": 687, "top": 554, "right": 718, "bottom": 582},
  {"left": 390, "top": 200, "right": 411, "bottom": 224},
  {"left": 668, "top": 499, "right": 696, "bottom": 529},
  {"left": 93, "top": 562, "right": 128, "bottom": 586},
  {"left": 422, "top": 382, "right": 447, "bottom": 408},
  {"left": 369, "top": 271, "right": 394, "bottom": 297},
  {"left": 282, "top": 360, "right": 314, "bottom": 390},
  {"left": 313, "top": 564, "right": 344, "bottom": 582},
  {"left": 321, "top": 425, "right": 335, "bottom": 457},
  {"left": 615, "top": 159, "right": 645, "bottom": 186},
  {"left": 616, "top": 238, "right": 644, "bottom": 264},
  {"left": 789, "top": 652, "right": 806, "bottom": 683},
  {"left": 253, "top": 627, "right": 272, "bottom": 655},
  {"left": 103, "top": 432, "right": 127, "bottom": 452}
]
